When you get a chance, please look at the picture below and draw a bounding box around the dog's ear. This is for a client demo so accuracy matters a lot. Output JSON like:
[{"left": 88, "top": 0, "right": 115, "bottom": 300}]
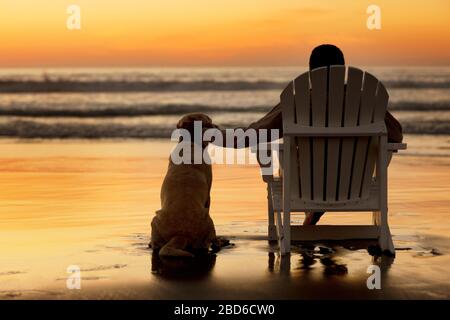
[
  {"left": 176, "top": 116, "right": 196, "bottom": 141},
  {"left": 201, "top": 115, "right": 218, "bottom": 129},
  {"left": 204, "top": 116, "right": 213, "bottom": 128},
  {"left": 177, "top": 116, "right": 191, "bottom": 129}
]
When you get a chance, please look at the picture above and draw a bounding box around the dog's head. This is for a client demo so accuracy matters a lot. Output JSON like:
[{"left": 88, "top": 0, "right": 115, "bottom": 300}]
[
  {"left": 176, "top": 113, "right": 218, "bottom": 146},
  {"left": 177, "top": 113, "right": 217, "bottom": 131}
]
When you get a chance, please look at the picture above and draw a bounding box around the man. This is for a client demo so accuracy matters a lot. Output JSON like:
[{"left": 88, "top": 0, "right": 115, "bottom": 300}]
[{"left": 215, "top": 44, "right": 403, "bottom": 225}]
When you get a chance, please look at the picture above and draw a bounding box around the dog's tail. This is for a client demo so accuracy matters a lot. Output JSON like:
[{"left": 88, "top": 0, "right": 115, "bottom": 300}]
[{"left": 159, "top": 235, "right": 194, "bottom": 258}]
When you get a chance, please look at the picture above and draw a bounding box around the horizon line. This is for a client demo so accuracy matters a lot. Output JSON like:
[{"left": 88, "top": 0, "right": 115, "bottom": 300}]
[{"left": 1, "top": 64, "right": 450, "bottom": 69}]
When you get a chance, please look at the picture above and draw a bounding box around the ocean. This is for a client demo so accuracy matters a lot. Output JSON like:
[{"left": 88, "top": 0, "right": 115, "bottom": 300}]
[{"left": 0, "top": 66, "right": 449, "bottom": 155}]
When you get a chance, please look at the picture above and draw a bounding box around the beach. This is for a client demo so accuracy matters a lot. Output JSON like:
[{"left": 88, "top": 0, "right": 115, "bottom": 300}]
[{"left": 0, "top": 138, "right": 449, "bottom": 299}]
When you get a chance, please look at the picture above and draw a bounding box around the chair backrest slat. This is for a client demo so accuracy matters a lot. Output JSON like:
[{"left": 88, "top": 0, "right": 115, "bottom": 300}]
[
  {"left": 310, "top": 68, "right": 328, "bottom": 201},
  {"left": 349, "top": 73, "right": 378, "bottom": 199},
  {"left": 326, "top": 66, "right": 345, "bottom": 201},
  {"left": 338, "top": 67, "right": 364, "bottom": 201},
  {"left": 294, "top": 73, "right": 312, "bottom": 200},
  {"left": 280, "top": 82, "right": 300, "bottom": 198}
]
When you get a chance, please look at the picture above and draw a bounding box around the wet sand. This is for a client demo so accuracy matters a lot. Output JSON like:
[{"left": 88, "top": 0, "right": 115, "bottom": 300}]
[{"left": 0, "top": 138, "right": 449, "bottom": 299}]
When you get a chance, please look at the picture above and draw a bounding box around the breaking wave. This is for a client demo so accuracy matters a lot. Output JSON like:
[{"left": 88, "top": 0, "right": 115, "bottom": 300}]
[
  {"left": 0, "top": 79, "right": 449, "bottom": 93},
  {"left": 0, "top": 101, "right": 449, "bottom": 118},
  {"left": 0, "top": 104, "right": 267, "bottom": 117},
  {"left": 0, "top": 119, "right": 448, "bottom": 139}
]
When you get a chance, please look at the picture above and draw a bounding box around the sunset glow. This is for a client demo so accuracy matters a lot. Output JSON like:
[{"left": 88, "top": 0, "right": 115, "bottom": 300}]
[{"left": 0, "top": 0, "right": 449, "bottom": 67}]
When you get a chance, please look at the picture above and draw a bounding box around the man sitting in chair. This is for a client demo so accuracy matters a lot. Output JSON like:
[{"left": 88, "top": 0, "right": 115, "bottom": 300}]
[{"left": 215, "top": 44, "right": 403, "bottom": 226}]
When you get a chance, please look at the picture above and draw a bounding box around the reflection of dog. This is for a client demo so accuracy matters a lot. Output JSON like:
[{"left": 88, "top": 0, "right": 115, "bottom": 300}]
[
  {"left": 151, "top": 250, "right": 216, "bottom": 279},
  {"left": 150, "top": 113, "right": 222, "bottom": 257}
]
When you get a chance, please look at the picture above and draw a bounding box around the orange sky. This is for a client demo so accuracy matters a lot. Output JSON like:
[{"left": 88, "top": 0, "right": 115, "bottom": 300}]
[{"left": 0, "top": 0, "right": 449, "bottom": 67}]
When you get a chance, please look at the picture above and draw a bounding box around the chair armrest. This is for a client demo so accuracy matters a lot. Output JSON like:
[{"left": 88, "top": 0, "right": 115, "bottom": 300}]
[
  {"left": 250, "top": 142, "right": 283, "bottom": 157},
  {"left": 250, "top": 143, "right": 282, "bottom": 182},
  {"left": 387, "top": 143, "right": 407, "bottom": 152},
  {"left": 283, "top": 123, "right": 387, "bottom": 137},
  {"left": 250, "top": 142, "right": 282, "bottom": 151}
]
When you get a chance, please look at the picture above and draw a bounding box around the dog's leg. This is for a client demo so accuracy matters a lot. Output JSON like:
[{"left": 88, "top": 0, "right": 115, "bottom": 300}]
[
  {"left": 210, "top": 224, "right": 231, "bottom": 253},
  {"left": 150, "top": 215, "right": 164, "bottom": 249},
  {"left": 211, "top": 237, "right": 231, "bottom": 252},
  {"left": 159, "top": 236, "right": 194, "bottom": 258}
]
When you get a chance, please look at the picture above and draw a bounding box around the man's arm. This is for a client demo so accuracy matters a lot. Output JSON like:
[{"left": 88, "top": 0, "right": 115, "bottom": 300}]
[
  {"left": 212, "top": 103, "right": 283, "bottom": 148},
  {"left": 211, "top": 103, "right": 403, "bottom": 146},
  {"left": 385, "top": 111, "right": 403, "bottom": 143}
]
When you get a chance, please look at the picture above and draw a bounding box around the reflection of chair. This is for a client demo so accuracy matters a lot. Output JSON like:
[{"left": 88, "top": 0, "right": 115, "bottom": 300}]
[
  {"left": 258, "top": 66, "right": 407, "bottom": 255},
  {"left": 268, "top": 252, "right": 291, "bottom": 275}
]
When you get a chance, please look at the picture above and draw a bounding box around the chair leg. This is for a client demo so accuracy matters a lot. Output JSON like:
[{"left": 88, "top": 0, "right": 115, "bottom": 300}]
[
  {"left": 268, "top": 226, "right": 277, "bottom": 241},
  {"left": 267, "top": 184, "right": 277, "bottom": 241},
  {"left": 274, "top": 207, "right": 284, "bottom": 252},
  {"left": 280, "top": 209, "right": 291, "bottom": 255},
  {"left": 377, "top": 136, "right": 394, "bottom": 255},
  {"left": 375, "top": 209, "right": 395, "bottom": 255},
  {"left": 279, "top": 253, "right": 291, "bottom": 274}
]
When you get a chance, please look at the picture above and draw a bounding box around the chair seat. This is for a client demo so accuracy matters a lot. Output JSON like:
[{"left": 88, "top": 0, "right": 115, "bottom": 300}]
[{"left": 269, "top": 179, "right": 380, "bottom": 212}]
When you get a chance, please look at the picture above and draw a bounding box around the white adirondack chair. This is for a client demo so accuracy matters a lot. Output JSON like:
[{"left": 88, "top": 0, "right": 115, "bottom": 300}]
[{"left": 257, "top": 66, "right": 406, "bottom": 255}]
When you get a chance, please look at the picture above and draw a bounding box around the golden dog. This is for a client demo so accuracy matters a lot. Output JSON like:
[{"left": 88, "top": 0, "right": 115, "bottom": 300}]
[{"left": 150, "top": 113, "right": 221, "bottom": 257}]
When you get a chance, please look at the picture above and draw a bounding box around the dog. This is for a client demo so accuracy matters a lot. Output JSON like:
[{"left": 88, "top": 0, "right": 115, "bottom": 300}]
[{"left": 150, "top": 113, "right": 227, "bottom": 257}]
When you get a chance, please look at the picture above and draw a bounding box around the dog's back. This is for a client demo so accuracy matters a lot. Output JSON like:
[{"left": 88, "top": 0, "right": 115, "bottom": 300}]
[{"left": 151, "top": 147, "right": 215, "bottom": 257}]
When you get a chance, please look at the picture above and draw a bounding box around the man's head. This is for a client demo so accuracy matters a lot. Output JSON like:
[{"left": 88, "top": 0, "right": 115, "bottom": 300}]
[{"left": 309, "top": 44, "right": 345, "bottom": 71}]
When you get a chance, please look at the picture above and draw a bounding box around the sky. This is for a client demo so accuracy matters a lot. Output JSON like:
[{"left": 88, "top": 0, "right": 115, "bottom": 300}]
[{"left": 0, "top": 0, "right": 449, "bottom": 67}]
